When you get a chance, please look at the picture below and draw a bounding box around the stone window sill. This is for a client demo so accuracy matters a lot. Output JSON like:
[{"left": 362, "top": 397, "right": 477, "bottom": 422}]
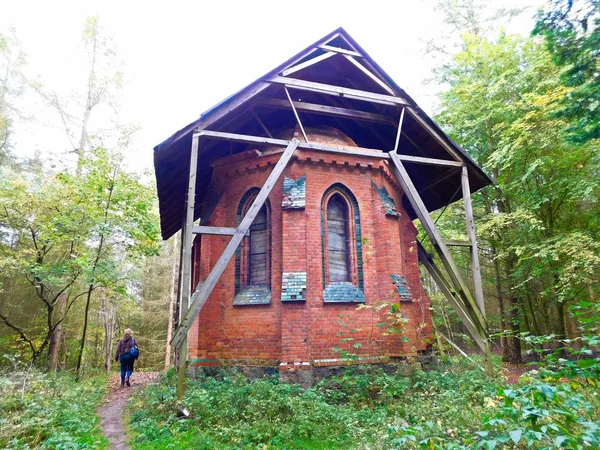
[
  {"left": 323, "top": 282, "right": 366, "bottom": 303},
  {"left": 233, "top": 285, "right": 271, "bottom": 306}
]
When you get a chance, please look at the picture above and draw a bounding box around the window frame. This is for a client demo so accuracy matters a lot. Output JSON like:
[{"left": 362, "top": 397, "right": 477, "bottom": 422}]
[
  {"left": 235, "top": 189, "right": 272, "bottom": 296},
  {"left": 320, "top": 184, "right": 364, "bottom": 291}
]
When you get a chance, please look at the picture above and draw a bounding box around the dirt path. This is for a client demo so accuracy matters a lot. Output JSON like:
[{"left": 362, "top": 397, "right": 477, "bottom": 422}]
[{"left": 98, "top": 372, "right": 158, "bottom": 450}]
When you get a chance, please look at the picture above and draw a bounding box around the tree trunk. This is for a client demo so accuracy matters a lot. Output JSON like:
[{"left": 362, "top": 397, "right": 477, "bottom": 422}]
[
  {"left": 525, "top": 291, "right": 542, "bottom": 335},
  {"left": 491, "top": 247, "right": 509, "bottom": 359},
  {"left": 520, "top": 298, "right": 531, "bottom": 336},
  {"left": 101, "top": 293, "right": 116, "bottom": 373},
  {"left": 75, "top": 284, "right": 94, "bottom": 379},
  {"left": 48, "top": 293, "right": 67, "bottom": 371},
  {"left": 505, "top": 294, "right": 522, "bottom": 363},
  {"left": 75, "top": 167, "right": 115, "bottom": 379},
  {"left": 503, "top": 256, "right": 522, "bottom": 363},
  {"left": 47, "top": 323, "right": 61, "bottom": 371},
  {"left": 556, "top": 300, "right": 567, "bottom": 339},
  {"left": 75, "top": 20, "right": 98, "bottom": 176},
  {"left": 566, "top": 306, "right": 582, "bottom": 350}
]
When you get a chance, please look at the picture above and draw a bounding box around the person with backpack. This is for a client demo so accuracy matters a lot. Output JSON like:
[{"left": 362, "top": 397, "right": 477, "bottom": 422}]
[{"left": 115, "top": 328, "right": 139, "bottom": 387}]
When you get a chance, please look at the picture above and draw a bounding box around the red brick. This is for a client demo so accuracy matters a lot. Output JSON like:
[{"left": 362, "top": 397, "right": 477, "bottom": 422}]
[{"left": 189, "top": 128, "right": 432, "bottom": 366}]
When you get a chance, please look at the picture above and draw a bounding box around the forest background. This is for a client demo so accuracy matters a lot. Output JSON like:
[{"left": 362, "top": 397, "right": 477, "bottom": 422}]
[{"left": 0, "top": 0, "right": 598, "bottom": 377}]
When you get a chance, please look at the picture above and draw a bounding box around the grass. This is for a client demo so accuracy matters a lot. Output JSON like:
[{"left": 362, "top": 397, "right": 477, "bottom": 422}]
[{"left": 0, "top": 370, "right": 109, "bottom": 450}]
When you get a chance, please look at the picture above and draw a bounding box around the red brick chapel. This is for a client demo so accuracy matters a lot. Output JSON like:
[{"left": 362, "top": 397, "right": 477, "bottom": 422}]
[{"left": 153, "top": 28, "right": 493, "bottom": 383}]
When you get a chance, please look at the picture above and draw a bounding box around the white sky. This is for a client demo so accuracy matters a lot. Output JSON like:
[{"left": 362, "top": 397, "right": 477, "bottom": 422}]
[{"left": 2, "top": 0, "right": 544, "bottom": 172}]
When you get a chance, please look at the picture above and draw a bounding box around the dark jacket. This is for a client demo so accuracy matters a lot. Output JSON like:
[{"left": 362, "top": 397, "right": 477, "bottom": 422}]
[{"left": 115, "top": 335, "right": 135, "bottom": 361}]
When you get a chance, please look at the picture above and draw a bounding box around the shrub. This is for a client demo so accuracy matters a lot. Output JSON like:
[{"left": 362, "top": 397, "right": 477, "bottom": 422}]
[
  {"left": 0, "top": 369, "right": 108, "bottom": 449},
  {"left": 128, "top": 352, "right": 600, "bottom": 449}
]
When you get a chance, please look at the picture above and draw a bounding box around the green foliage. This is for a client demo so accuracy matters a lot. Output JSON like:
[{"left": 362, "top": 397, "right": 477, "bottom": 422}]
[
  {"left": 534, "top": 0, "right": 600, "bottom": 143},
  {"left": 314, "top": 367, "right": 411, "bottom": 407},
  {"left": 434, "top": 25, "right": 600, "bottom": 346},
  {"left": 0, "top": 146, "right": 160, "bottom": 367},
  {"left": 129, "top": 348, "right": 600, "bottom": 449},
  {"left": 0, "top": 369, "right": 108, "bottom": 449},
  {"left": 128, "top": 369, "right": 382, "bottom": 449}
]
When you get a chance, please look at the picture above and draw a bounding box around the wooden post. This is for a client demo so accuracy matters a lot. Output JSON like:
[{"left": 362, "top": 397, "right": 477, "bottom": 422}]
[
  {"left": 418, "top": 243, "right": 486, "bottom": 352},
  {"left": 388, "top": 110, "right": 492, "bottom": 374},
  {"left": 462, "top": 166, "right": 485, "bottom": 315},
  {"left": 461, "top": 166, "right": 493, "bottom": 375},
  {"left": 388, "top": 153, "right": 487, "bottom": 335},
  {"left": 176, "top": 134, "right": 199, "bottom": 400},
  {"left": 285, "top": 87, "right": 308, "bottom": 143},
  {"left": 393, "top": 108, "right": 405, "bottom": 153},
  {"left": 171, "top": 138, "right": 300, "bottom": 349}
]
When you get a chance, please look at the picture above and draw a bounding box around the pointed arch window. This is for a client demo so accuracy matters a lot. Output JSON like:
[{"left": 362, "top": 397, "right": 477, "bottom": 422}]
[
  {"left": 321, "top": 185, "right": 365, "bottom": 303},
  {"left": 327, "top": 194, "right": 351, "bottom": 283},
  {"left": 234, "top": 189, "right": 271, "bottom": 306},
  {"left": 249, "top": 205, "right": 268, "bottom": 285}
]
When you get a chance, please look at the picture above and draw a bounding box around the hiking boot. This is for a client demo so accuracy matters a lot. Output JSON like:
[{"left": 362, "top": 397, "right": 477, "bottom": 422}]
[{"left": 126, "top": 378, "right": 131, "bottom": 387}]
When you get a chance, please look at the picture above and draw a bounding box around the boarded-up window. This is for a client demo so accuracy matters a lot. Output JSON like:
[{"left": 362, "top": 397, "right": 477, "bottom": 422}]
[
  {"left": 249, "top": 205, "right": 268, "bottom": 285},
  {"left": 327, "top": 194, "right": 351, "bottom": 282}
]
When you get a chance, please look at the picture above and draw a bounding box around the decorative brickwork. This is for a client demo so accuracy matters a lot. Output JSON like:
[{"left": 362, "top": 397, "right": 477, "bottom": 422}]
[
  {"left": 282, "top": 175, "right": 306, "bottom": 209},
  {"left": 281, "top": 272, "right": 307, "bottom": 302},
  {"left": 391, "top": 274, "right": 412, "bottom": 302},
  {"left": 372, "top": 181, "right": 400, "bottom": 217},
  {"left": 233, "top": 285, "right": 271, "bottom": 306},
  {"left": 323, "top": 282, "right": 366, "bottom": 303}
]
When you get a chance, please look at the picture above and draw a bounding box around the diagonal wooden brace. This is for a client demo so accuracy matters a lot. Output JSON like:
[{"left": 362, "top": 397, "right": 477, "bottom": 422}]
[
  {"left": 418, "top": 243, "right": 486, "bottom": 352},
  {"left": 388, "top": 150, "right": 488, "bottom": 337},
  {"left": 171, "top": 138, "right": 300, "bottom": 349}
]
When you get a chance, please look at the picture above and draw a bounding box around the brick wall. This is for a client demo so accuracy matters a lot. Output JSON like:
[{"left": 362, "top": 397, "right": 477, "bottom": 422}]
[{"left": 189, "top": 128, "right": 432, "bottom": 368}]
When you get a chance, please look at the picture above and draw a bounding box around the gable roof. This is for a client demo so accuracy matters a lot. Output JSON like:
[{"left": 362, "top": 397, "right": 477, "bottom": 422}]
[{"left": 154, "top": 27, "right": 492, "bottom": 240}]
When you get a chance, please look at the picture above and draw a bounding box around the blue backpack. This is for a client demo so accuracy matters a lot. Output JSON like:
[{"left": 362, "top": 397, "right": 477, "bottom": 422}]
[{"left": 130, "top": 339, "right": 139, "bottom": 359}]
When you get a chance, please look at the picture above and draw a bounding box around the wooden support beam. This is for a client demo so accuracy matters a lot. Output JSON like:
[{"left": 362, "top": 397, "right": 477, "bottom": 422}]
[
  {"left": 405, "top": 107, "right": 463, "bottom": 162},
  {"left": 462, "top": 166, "right": 485, "bottom": 315},
  {"left": 390, "top": 124, "right": 492, "bottom": 372},
  {"left": 342, "top": 54, "right": 396, "bottom": 96},
  {"left": 418, "top": 168, "right": 461, "bottom": 196},
  {"left": 400, "top": 155, "right": 463, "bottom": 167},
  {"left": 437, "top": 330, "right": 485, "bottom": 371},
  {"left": 171, "top": 139, "right": 300, "bottom": 349},
  {"left": 250, "top": 108, "right": 273, "bottom": 138},
  {"left": 444, "top": 239, "right": 472, "bottom": 247},
  {"left": 285, "top": 87, "right": 308, "bottom": 142},
  {"left": 268, "top": 75, "right": 409, "bottom": 107},
  {"left": 176, "top": 134, "right": 199, "bottom": 399},
  {"left": 418, "top": 242, "right": 486, "bottom": 352},
  {"left": 255, "top": 98, "right": 396, "bottom": 125},
  {"left": 192, "top": 226, "right": 249, "bottom": 236},
  {"left": 195, "top": 129, "right": 387, "bottom": 159},
  {"left": 393, "top": 108, "right": 405, "bottom": 153},
  {"left": 194, "top": 130, "right": 464, "bottom": 168},
  {"left": 195, "top": 82, "right": 271, "bottom": 133},
  {"left": 388, "top": 137, "right": 487, "bottom": 334},
  {"left": 317, "top": 44, "right": 363, "bottom": 57},
  {"left": 282, "top": 51, "right": 336, "bottom": 76},
  {"left": 192, "top": 40, "right": 337, "bottom": 134}
]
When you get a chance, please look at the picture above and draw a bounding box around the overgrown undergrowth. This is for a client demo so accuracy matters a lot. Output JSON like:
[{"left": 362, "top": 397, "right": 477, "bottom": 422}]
[
  {"left": 126, "top": 356, "right": 600, "bottom": 449},
  {"left": 0, "top": 370, "right": 108, "bottom": 449}
]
